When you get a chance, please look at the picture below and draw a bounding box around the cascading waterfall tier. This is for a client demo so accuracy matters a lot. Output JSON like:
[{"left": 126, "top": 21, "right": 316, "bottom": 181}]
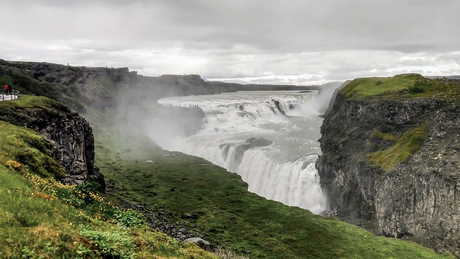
[{"left": 155, "top": 91, "right": 327, "bottom": 214}]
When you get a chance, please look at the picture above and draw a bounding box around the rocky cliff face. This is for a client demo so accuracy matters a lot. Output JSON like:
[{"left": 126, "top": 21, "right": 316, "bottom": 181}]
[
  {"left": 29, "top": 107, "right": 105, "bottom": 189},
  {"left": 317, "top": 74, "right": 460, "bottom": 256},
  {"left": 0, "top": 97, "right": 105, "bottom": 191}
]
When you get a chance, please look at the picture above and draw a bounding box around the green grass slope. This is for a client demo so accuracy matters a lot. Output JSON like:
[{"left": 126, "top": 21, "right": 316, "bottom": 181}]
[
  {"left": 94, "top": 123, "right": 453, "bottom": 258},
  {"left": 0, "top": 100, "right": 219, "bottom": 258}
]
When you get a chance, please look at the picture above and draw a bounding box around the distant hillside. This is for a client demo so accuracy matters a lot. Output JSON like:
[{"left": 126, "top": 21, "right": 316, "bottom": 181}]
[
  {"left": 426, "top": 75, "right": 460, "bottom": 80},
  {"left": 0, "top": 59, "right": 316, "bottom": 116}
]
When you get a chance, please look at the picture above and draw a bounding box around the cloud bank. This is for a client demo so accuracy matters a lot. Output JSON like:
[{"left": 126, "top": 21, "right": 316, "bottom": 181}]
[{"left": 1, "top": 0, "right": 459, "bottom": 85}]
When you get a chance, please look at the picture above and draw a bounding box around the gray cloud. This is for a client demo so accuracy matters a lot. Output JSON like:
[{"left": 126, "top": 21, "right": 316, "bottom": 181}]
[{"left": 1, "top": 0, "right": 460, "bottom": 84}]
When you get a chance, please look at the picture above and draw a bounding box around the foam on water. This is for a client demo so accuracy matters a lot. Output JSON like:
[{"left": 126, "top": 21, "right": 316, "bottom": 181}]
[{"left": 155, "top": 91, "right": 328, "bottom": 214}]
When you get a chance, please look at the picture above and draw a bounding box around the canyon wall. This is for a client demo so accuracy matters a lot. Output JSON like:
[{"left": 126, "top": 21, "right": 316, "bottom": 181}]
[{"left": 317, "top": 74, "right": 460, "bottom": 256}]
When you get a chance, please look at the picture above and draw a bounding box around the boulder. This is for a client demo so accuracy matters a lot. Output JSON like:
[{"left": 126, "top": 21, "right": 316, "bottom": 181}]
[{"left": 183, "top": 237, "right": 211, "bottom": 251}]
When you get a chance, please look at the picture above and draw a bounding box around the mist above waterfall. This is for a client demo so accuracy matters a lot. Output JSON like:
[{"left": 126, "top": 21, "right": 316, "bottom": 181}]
[{"left": 289, "top": 82, "right": 344, "bottom": 116}]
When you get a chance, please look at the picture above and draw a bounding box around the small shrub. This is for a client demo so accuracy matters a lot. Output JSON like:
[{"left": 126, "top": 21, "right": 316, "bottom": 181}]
[
  {"left": 75, "top": 181, "right": 100, "bottom": 194},
  {"left": 62, "top": 196, "right": 85, "bottom": 207},
  {"left": 76, "top": 244, "right": 91, "bottom": 258},
  {"left": 5, "top": 160, "right": 25, "bottom": 173},
  {"left": 21, "top": 246, "right": 34, "bottom": 259},
  {"left": 75, "top": 182, "right": 101, "bottom": 205},
  {"left": 114, "top": 210, "right": 145, "bottom": 228},
  {"left": 408, "top": 86, "right": 425, "bottom": 93},
  {"left": 79, "top": 226, "right": 135, "bottom": 259}
]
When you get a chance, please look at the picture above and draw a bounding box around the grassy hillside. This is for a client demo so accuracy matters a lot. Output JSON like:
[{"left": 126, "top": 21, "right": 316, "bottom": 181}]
[{"left": 0, "top": 99, "right": 220, "bottom": 259}]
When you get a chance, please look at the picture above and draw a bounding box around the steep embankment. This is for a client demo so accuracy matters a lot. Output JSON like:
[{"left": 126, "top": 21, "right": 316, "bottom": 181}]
[
  {"left": 317, "top": 74, "right": 460, "bottom": 256},
  {"left": 0, "top": 117, "right": 219, "bottom": 258}
]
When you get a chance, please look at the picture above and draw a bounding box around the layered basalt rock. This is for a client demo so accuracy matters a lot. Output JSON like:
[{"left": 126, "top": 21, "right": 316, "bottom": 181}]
[
  {"left": 0, "top": 100, "right": 105, "bottom": 191},
  {"left": 29, "top": 108, "right": 105, "bottom": 189},
  {"left": 316, "top": 74, "right": 460, "bottom": 256}
]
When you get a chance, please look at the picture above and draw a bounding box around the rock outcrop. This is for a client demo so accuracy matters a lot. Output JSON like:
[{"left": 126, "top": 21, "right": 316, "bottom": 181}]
[
  {"left": 317, "top": 74, "right": 460, "bottom": 256},
  {"left": 183, "top": 238, "right": 211, "bottom": 251},
  {"left": 29, "top": 108, "right": 105, "bottom": 189},
  {"left": 0, "top": 97, "right": 105, "bottom": 191}
]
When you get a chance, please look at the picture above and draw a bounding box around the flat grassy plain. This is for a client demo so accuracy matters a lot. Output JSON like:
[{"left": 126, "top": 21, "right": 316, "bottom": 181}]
[
  {"left": 92, "top": 121, "right": 453, "bottom": 258},
  {"left": 340, "top": 74, "right": 460, "bottom": 100}
]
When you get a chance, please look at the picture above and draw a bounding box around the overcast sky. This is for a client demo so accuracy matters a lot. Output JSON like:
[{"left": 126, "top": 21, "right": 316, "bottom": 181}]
[{"left": 1, "top": 0, "right": 459, "bottom": 85}]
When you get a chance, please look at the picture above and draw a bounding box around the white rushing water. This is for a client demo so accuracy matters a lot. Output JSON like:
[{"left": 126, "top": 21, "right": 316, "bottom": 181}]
[{"left": 155, "top": 90, "right": 328, "bottom": 214}]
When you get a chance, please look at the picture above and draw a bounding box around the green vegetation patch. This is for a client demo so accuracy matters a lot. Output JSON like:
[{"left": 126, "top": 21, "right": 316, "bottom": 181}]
[
  {"left": 368, "top": 125, "right": 428, "bottom": 171},
  {"left": 340, "top": 74, "right": 460, "bottom": 100},
  {"left": 374, "top": 130, "right": 398, "bottom": 141},
  {"left": 0, "top": 120, "right": 67, "bottom": 179},
  {"left": 78, "top": 226, "right": 135, "bottom": 258},
  {"left": 0, "top": 94, "right": 71, "bottom": 113},
  {"left": 94, "top": 123, "right": 451, "bottom": 258},
  {"left": 0, "top": 95, "right": 76, "bottom": 129}
]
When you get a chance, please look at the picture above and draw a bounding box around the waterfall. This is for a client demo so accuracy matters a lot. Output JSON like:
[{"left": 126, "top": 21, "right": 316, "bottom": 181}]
[
  {"left": 237, "top": 151, "right": 326, "bottom": 214},
  {"left": 153, "top": 91, "right": 328, "bottom": 214}
]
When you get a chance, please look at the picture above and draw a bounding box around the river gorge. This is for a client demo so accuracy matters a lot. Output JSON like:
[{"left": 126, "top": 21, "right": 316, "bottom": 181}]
[{"left": 154, "top": 90, "right": 328, "bottom": 214}]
